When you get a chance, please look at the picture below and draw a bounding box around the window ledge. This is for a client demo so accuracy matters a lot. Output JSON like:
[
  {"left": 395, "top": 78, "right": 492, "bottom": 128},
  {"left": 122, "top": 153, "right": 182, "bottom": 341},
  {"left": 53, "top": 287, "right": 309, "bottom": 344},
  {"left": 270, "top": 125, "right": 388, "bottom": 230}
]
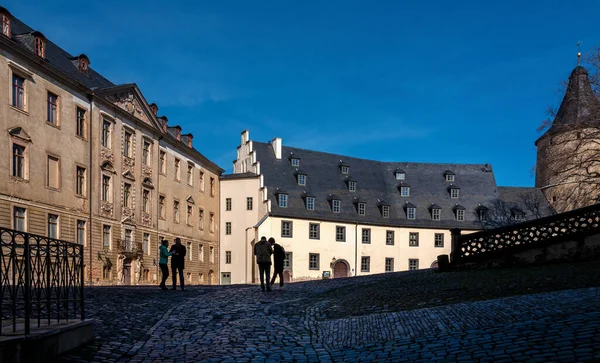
[
  {"left": 75, "top": 135, "right": 88, "bottom": 142},
  {"left": 75, "top": 194, "right": 87, "bottom": 199},
  {"left": 46, "top": 122, "right": 61, "bottom": 130},
  {"left": 9, "top": 105, "right": 29, "bottom": 116},
  {"left": 10, "top": 176, "right": 29, "bottom": 183}
]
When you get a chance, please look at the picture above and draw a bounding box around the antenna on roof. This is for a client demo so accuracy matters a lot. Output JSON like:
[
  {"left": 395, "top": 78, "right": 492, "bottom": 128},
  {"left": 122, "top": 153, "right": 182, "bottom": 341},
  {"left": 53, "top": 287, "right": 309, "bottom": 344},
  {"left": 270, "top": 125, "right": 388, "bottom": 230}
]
[{"left": 577, "top": 40, "right": 583, "bottom": 66}]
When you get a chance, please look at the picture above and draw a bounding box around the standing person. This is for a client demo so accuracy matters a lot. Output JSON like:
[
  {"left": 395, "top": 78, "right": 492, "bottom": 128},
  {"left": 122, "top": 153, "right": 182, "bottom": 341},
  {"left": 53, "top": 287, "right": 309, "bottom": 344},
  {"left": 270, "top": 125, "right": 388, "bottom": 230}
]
[
  {"left": 158, "top": 239, "right": 172, "bottom": 291},
  {"left": 170, "top": 238, "right": 187, "bottom": 291},
  {"left": 254, "top": 236, "right": 273, "bottom": 292},
  {"left": 269, "top": 237, "right": 286, "bottom": 289}
]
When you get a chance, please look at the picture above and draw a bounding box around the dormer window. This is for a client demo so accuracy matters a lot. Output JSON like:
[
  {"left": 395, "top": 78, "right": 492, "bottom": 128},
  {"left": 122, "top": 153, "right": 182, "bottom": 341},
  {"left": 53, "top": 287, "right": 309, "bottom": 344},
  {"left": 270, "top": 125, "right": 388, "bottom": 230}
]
[
  {"left": 33, "top": 32, "right": 46, "bottom": 58},
  {"left": 512, "top": 208, "right": 526, "bottom": 221},
  {"left": 358, "top": 202, "right": 366, "bottom": 216},
  {"left": 449, "top": 186, "right": 460, "bottom": 199},
  {"left": 291, "top": 158, "right": 300, "bottom": 167},
  {"left": 444, "top": 170, "right": 455, "bottom": 182},
  {"left": 340, "top": 162, "right": 350, "bottom": 174},
  {"left": 305, "top": 196, "right": 315, "bottom": 210},
  {"left": 454, "top": 205, "right": 466, "bottom": 221},
  {"left": 1, "top": 9, "right": 11, "bottom": 37},
  {"left": 328, "top": 196, "right": 341, "bottom": 214},
  {"left": 298, "top": 174, "right": 306, "bottom": 186},
  {"left": 430, "top": 205, "right": 441, "bottom": 221},
  {"left": 399, "top": 184, "right": 410, "bottom": 197},
  {"left": 78, "top": 54, "right": 90, "bottom": 74},
  {"left": 382, "top": 205, "right": 390, "bottom": 218},
  {"left": 477, "top": 206, "right": 489, "bottom": 222},
  {"left": 348, "top": 180, "right": 356, "bottom": 192},
  {"left": 405, "top": 204, "right": 416, "bottom": 220},
  {"left": 278, "top": 193, "right": 288, "bottom": 208},
  {"left": 395, "top": 169, "right": 405, "bottom": 180}
]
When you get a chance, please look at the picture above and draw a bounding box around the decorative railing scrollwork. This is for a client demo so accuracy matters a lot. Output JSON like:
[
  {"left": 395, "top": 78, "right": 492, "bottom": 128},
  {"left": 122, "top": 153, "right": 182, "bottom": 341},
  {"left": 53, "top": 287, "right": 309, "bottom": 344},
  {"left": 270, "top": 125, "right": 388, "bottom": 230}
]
[
  {"left": 0, "top": 227, "right": 84, "bottom": 335},
  {"left": 454, "top": 203, "right": 600, "bottom": 263}
]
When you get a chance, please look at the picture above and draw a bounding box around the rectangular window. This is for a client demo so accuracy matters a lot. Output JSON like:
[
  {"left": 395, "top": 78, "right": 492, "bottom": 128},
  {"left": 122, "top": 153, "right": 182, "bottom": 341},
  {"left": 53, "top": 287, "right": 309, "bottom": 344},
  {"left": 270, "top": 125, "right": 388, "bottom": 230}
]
[
  {"left": 335, "top": 226, "right": 346, "bottom": 242},
  {"left": 225, "top": 222, "right": 232, "bottom": 235},
  {"left": 226, "top": 198, "right": 232, "bottom": 211},
  {"left": 284, "top": 252, "right": 293, "bottom": 269},
  {"left": 47, "top": 92, "right": 58, "bottom": 125},
  {"left": 76, "top": 166, "right": 86, "bottom": 196},
  {"left": 199, "top": 209, "right": 204, "bottom": 230},
  {"left": 396, "top": 172, "right": 405, "bottom": 180},
  {"left": 187, "top": 164, "right": 193, "bottom": 185},
  {"left": 174, "top": 159, "right": 181, "bottom": 180},
  {"left": 401, "top": 186, "right": 410, "bottom": 197},
  {"left": 348, "top": 181, "right": 356, "bottom": 192},
  {"left": 210, "top": 177, "right": 215, "bottom": 196},
  {"left": 47, "top": 155, "right": 60, "bottom": 189},
  {"left": 409, "top": 232, "right": 419, "bottom": 247},
  {"left": 434, "top": 233, "right": 444, "bottom": 248},
  {"left": 143, "top": 189, "right": 150, "bottom": 213},
  {"left": 309, "top": 223, "right": 320, "bottom": 239},
  {"left": 361, "top": 256, "right": 370, "bottom": 272},
  {"left": 76, "top": 220, "right": 86, "bottom": 245},
  {"left": 332, "top": 200, "right": 341, "bottom": 213},
  {"left": 101, "top": 175, "right": 111, "bottom": 201},
  {"left": 199, "top": 244, "right": 204, "bottom": 261},
  {"left": 159, "top": 195, "right": 166, "bottom": 219},
  {"left": 101, "top": 120, "right": 111, "bottom": 148},
  {"left": 187, "top": 242, "right": 192, "bottom": 261},
  {"left": 159, "top": 150, "right": 166, "bottom": 174},
  {"left": 407, "top": 207, "right": 416, "bottom": 220},
  {"left": 291, "top": 158, "right": 300, "bottom": 167},
  {"left": 173, "top": 200, "right": 180, "bottom": 223},
  {"left": 143, "top": 233, "right": 150, "bottom": 255},
  {"left": 298, "top": 174, "right": 306, "bottom": 186},
  {"left": 358, "top": 203, "right": 366, "bottom": 215},
  {"left": 199, "top": 171, "right": 205, "bottom": 191},
  {"left": 209, "top": 213, "right": 215, "bottom": 232},
  {"left": 210, "top": 246, "right": 214, "bottom": 263},
  {"left": 76, "top": 107, "right": 86, "bottom": 138},
  {"left": 382, "top": 205, "right": 390, "bottom": 218},
  {"left": 479, "top": 209, "right": 489, "bottom": 222},
  {"left": 341, "top": 166, "right": 350, "bottom": 174},
  {"left": 12, "top": 74, "right": 25, "bottom": 109},
  {"left": 432, "top": 208, "right": 441, "bottom": 221},
  {"left": 123, "top": 183, "right": 132, "bottom": 208},
  {"left": 385, "top": 257, "right": 394, "bottom": 272},
  {"left": 281, "top": 220, "right": 293, "bottom": 238},
  {"left": 451, "top": 188, "right": 459, "bottom": 199},
  {"left": 47, "top": 214, "right": 59, "bottom": 239},
  {"left": 278, "top": 194, "right": 288, "bottom": 208},
  {"left": 102, "top": 225, "right": 111, "bottom": 248},
  {"left": 12, "top": 144, "right": 25, "bottom": 179},
  {"left": 386, "top": 230, "right": 395, "bottom": 245},
  {"left": 457, "top": 209, "right": 465, "bottom": 221},
  {"left": 143, "top": 141, "right": 151, "bottom": 166},
  {"left": 125, "top": 229, "right": 132, "bottom": 251},
  {"left": 123, "top": 131, "right": 132, "bottom": 157},
  {"left": 446, "top": 174, "right": 455, "bottom": 182},
  {"left": 306, "top": 196, "right": 315, "bottom": 210},
  {"left": 225, "top": 251, "right": 232, "bottom": 264},
  {"left": 362, "top": 228, "right": 371, "bottom": 244},
  {"left": 13, "top": 207, "right": 26, "bottom": 231},
  {"left": 187, "top": 205, "right": 192, "bottom": 225},
  {"left": 409, "top": 259, "right": 419, "bottom": 271},
  {"left": 309, "top": 253, "right": 320, "bottom": 270},
  {"left": 247, "top": 197, "right": 253, "bottom": 210}
]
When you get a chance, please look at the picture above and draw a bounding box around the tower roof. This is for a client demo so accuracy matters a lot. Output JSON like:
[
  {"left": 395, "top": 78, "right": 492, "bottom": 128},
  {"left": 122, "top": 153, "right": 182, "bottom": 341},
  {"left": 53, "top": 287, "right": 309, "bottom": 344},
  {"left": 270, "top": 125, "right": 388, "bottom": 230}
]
[{"left": 545, "top": 65, "right": 600, "bottom": 135}]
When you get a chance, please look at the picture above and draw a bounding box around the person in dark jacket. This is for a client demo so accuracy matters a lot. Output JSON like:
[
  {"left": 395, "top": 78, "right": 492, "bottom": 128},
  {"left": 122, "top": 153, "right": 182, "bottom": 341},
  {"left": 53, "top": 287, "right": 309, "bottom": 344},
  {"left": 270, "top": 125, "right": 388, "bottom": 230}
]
[
  {"left": 159, "top": 239, "right": 172, "bottom": 290},
  {"left": 170, "top": 238, "right": 187, "bottom": 291},
  {"left": 254, "top": 236, "right": 273, "bottom": 292},
  {"left": 269, "top": 237, "right": 286, "bottom": 288}
]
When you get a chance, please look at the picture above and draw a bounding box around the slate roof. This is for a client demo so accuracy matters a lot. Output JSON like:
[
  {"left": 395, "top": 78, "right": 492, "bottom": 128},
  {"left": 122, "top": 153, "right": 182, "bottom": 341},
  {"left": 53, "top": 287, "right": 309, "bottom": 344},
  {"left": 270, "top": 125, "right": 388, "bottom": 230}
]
[
  {"left": 497, "top": 187, "right": 555, "bottom": 219},
  {"left": 220, "top": 172, "right": 259, "bottom": 180},
  {"left": 253, "top": 141, "right": 502, "bottom": 230}
]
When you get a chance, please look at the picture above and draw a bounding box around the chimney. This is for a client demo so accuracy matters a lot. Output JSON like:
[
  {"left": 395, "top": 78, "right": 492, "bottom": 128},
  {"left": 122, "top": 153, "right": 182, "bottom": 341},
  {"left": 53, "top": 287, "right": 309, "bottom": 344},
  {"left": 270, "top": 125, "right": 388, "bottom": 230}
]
[
  {"left": 182, "top": 133, "right": 193, "bottom": 148},
  {"left": 167, "top": 126, "right": 182, "bottom": 141},
  {"left": 149, "top": 103, "right": 158, "bottom": 116},
  {"left": 271, "top": 137, "right": 282, "bottom": 159}
]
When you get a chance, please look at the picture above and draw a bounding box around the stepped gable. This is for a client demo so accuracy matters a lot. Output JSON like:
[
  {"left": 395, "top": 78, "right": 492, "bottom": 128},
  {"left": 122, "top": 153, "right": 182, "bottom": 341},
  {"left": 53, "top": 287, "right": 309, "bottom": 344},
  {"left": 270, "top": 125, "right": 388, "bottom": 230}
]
[{"left": 253, "top": 141, "right": 500, "bottom": 229}]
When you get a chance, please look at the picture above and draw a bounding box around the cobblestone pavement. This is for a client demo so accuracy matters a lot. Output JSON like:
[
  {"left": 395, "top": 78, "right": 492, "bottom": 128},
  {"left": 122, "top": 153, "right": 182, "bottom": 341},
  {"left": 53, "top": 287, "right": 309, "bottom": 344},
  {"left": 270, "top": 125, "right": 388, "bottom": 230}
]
[{"left": 58, "top": 273, "right": 600, "bottom": 362}]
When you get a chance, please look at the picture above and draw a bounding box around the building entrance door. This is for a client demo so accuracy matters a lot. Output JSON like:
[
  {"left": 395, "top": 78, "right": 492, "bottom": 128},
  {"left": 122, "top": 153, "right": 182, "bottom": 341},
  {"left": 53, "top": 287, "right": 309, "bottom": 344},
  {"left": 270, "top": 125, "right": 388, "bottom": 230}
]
[
  {"left": 123, "top": 262, "right": 131, "bottom": 285},
  {"left": 221, "top": 272, "right": 231, "bottom": 285},
  {"left": 333, "top": 261, "right": 348, "bottom": 278}
]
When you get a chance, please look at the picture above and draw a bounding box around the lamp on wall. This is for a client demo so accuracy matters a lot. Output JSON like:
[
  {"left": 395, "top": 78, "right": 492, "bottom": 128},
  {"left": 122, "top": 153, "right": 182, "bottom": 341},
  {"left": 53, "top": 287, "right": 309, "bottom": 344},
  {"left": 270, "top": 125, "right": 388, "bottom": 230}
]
[{"left": 330, "top": 257, "right": 336, "bottom": 269}]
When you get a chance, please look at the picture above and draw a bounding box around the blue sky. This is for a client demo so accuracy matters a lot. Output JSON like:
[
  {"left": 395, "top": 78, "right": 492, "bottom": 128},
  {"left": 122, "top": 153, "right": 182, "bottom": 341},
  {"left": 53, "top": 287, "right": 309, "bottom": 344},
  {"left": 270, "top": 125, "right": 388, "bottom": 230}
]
[{"left": 8, "top": 0, "right": 600, "bottom": 185}]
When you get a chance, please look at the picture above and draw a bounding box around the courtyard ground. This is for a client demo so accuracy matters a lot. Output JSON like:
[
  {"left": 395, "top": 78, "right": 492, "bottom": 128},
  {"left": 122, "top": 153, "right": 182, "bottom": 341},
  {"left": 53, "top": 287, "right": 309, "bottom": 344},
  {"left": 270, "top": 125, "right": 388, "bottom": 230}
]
[{"left": 57, "top": 261, "right": 600, "bottom": 362}]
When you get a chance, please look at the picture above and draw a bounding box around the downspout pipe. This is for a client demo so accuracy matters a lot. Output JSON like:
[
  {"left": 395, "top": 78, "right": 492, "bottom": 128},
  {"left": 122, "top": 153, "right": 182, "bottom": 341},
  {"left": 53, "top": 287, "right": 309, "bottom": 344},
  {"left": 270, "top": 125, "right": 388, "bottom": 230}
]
[
  {"left": 87, "top": 92, "right": 94, "bottom": 286},
  {"left": 354, "top": 222, "right": 358, "bottom": 277}
]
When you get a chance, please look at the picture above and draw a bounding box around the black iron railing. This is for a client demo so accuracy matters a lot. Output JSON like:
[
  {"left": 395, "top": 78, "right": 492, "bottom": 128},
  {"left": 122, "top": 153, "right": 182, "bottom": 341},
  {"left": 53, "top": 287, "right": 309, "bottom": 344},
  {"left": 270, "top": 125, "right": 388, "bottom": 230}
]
[
  {"left": 0, "top": 227, "right": 84, "bottom": 335},
  {"left": 451, "top": 202, "right": 600, "bottom": 264}
]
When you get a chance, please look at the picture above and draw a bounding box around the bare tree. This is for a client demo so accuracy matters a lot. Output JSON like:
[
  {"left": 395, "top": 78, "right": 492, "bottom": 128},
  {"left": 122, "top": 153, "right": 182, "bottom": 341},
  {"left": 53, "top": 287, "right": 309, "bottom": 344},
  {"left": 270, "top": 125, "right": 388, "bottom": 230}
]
[{"left": 484, "top": 191, "right": 554, "bottom": 229}]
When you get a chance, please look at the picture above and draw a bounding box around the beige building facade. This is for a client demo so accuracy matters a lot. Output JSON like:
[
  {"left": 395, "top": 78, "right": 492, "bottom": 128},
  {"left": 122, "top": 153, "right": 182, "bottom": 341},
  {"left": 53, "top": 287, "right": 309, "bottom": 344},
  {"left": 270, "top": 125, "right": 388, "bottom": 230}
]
[{"left": 0, "top": 7, "right": 222, "bottom": 285}]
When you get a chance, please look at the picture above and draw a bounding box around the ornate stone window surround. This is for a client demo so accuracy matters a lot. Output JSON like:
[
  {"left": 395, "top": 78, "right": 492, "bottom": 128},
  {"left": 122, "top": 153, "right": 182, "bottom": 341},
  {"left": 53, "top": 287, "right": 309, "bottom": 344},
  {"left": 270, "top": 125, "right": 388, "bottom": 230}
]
[{"left": 7, "top": 61, "right": 34, "bottom": 114}]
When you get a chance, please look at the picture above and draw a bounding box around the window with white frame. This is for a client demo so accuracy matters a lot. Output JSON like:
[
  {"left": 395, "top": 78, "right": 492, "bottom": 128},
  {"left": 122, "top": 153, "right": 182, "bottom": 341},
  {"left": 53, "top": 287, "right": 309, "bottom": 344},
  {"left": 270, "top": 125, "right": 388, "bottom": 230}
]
[
  {"left": 309, "top": 223, "right": 320, "bottom": 239},
  {"left": 446, "top": 174, "right": 455, "bottom": 182},
  {"left": 13, "top": 207, "right": 26, "bottom": 231},
  {"left": 407, "top": 207, "right": 416, "bottom": 220},
  {"left": 102, "top": 225, "right": 111, "bottom": 248},
  {"left": 281, "top": 220, "right": 293, "bottom": 238},
  {"left": 278, "top": 194, "right": 288, "bottom": 208},
  {"left": 225, "top": 222, "right": 232, "bottom": 235},
  {"left": 434, "top": 233, "right": 444, "bottom": 247},
  {"left": 226, "top": 198, "right": 232, "bottom": 211},
  {"left": 432, "top": 208, "right": 441, "bottom": 221},
  {"left": 247, "top": 197, "right": 253, "bottom": 210},
  {"left": 225, "top": 251, "right": 232, "bottom": 264},
  {"left": 456, "top": 209, "right": 465, "bottom": 221},
  {"left": 385, "top": 257, "right": 394, "bottom": 272},
  {"left": 395, "top": 172, "right": 405, "bottom": 180},
  {"left": 298, "top": 174, "right": 306, "bottom": 186},
  {"left": 101, "top": 120, "right": 111, "bottom": 148},
  {"left": 409, "top": 232, "right": 419, "bottom": 247},
  {"left": 362, "top": 228, "right": 371, "bottom": 244},
  {"left": 348, "top": 181, "right": 356, "bottom": 192},
  {"left": 143, "top": 141, "right": 151, "bottom": 166},
  {"left": 341, "top": 165, "right": 350, "bottom": 174},
  {"left": 361, "top": 256, "right": 370, "bottom": 272},
  {"left": 479, "top": 208, "right": 489, "bottom": 222},
  {"left": 123, "top": 131, "right": 132, "bottom": 158},
  {"left": 309, "top": 253, "right": 319, "bottom": 270},
  {"left": 336, "top": 226, "right": 346, "bottom": 242},
  {"left": 306, "top": 197, "right": 315, "bottom": 210},
  {"left": 332, "top": 199, "right": 341, "bottom": 213},
  {"left": 358, "top": 202, "right": 366, "bottom": 215},
  {"left": 450, "top": 188, "right": 459, "bottom": 199},
  {"left": 400, "top": 186, "right": 410, "bottom": 197},
  {"left": 46, "top": 92, "right": 59, "bottom": 125},
  {"left": 386, "top": 230, "right": 394, "bottom": 245},
  {"left": 409, "top": 259, "right": 419, "bottom": 271},
  {"left": 77, "top": 220, "right": 86, "bottom": 245},
  {"left": 1, "top": 12, "right": 10, "bottom": 37},
  {"left": 284, "top": 252, "right": 292, "bottom": 269},
  {"left": 382, "top": 205, "right": 390, "bottom": 218},
  {"left": 291, "top": 158, "right": 300, "bottom": 167}
]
